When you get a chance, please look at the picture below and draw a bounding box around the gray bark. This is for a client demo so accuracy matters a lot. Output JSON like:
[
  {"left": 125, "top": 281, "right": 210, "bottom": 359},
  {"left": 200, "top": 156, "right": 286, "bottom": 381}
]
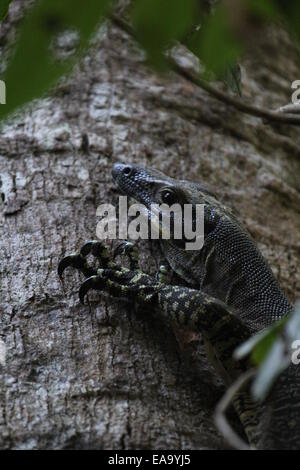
[{"left": 0, "top": 1, "right": 300, "bottom": 449}]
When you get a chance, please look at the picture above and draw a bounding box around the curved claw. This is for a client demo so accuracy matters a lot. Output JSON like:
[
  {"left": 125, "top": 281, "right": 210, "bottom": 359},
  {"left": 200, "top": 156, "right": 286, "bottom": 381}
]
[
  {"left": 80, "top": 241, "right": 95, "bottom": 257},
  {"left": 79, "top": 275, "right": 103, "bottom": 305},
  {"left": 114, "top": 241, "right": 139, "bottom": 269},
  {"left": 80, "top": 240, "right": 104, "bottom": 257},
  {"left": 58, "top": 254, "right": 84, "bottom": 278},
  {"left": 80, "top": 240, "right": 110, "bottom": 266},
  {"left": 113, "top": 241, "right": 128, "bottom": 258}
]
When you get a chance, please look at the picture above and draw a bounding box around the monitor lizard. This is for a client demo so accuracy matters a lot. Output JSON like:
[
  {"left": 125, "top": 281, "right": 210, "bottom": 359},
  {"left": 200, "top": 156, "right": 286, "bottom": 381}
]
[{"left": 58, "top": 163, "right": 300, "bottom": 449}]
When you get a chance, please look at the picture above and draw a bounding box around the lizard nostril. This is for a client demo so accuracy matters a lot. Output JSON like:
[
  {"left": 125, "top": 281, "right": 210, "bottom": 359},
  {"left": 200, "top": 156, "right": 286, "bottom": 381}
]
[{"left": 122, "top": 165, "right": 133, "bottom": 177}]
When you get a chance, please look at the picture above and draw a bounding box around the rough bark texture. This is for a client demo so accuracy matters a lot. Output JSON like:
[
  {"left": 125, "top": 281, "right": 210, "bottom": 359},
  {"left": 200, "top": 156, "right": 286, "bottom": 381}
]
[{"left": 0, "top": 1, "right": 300, "bottom": 450}]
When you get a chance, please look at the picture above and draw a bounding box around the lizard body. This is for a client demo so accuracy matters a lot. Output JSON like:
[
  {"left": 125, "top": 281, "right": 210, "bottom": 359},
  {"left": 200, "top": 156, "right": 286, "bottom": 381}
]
[{"left": 59, "top": 163, "right": 300, "bottom": 449}]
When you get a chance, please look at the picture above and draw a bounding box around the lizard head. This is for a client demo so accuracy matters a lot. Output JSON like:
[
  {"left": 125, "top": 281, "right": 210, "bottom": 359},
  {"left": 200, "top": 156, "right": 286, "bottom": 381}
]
[
  {"left": 112, "top": 162, "right": 217, "bottom": 208},
  {"left": 112, "top": 162, "right": 237, "bottom": 286}
]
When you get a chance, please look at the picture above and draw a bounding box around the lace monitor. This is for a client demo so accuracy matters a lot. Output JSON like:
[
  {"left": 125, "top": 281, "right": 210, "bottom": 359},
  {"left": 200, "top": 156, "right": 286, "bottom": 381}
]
[{"left": 58, "top": 163, "right": 300, "bottom": 449}]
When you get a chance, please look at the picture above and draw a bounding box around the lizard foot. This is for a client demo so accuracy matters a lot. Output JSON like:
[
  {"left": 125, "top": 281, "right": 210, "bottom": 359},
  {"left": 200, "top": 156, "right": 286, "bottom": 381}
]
[
  {"left": 58, "top": 240, "right": 116, "bottom": 280},
  {"left": 79, "top": 240, "right": 113, "bottom": 268},
  {"left": 78, "top": 267, "right": 161, "bottom": 305},
  {"left": 58, "top": 251, "right": 97, "bottom": 279},
  {"left": 59, "top": 241, "right": 162, "bottom": 306}
]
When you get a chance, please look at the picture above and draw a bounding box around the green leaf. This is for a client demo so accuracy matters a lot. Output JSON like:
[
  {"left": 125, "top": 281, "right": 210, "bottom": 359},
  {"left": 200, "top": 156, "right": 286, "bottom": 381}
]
[
  {"left": 275, "top": 1, "right": 300, "bottom": 44},
  {"left": 251, "top": 316, "right": 287, "bottom": 365},
  {"left": 0, "top": 0, "right": 12, "bottom": 22},
  {"left": 252, "top": 339, "right": 289, "bottom": 401},
  {"left": 188, "top": 5, "right": 241, "bottom": 80},
  {"left": 235, "top": 315, "right": 287, "bottom": 364},
  {"left": 132, "top": 0, "right": 197, "bottom": 68},
  {"left": 221, "top": 63, "right": 242, "bottom": 96},
  {"left": 234, "top": 327, "right": 272, "bottom": 361},
  {"left": 235, "top": 303, "right": 300, "bottom": 402},
  {"left": 247, "top": 0, "right": 277, "bottom": 19},
  {"left": 0, "top": 0, "right": 112, "bottom": 121}
]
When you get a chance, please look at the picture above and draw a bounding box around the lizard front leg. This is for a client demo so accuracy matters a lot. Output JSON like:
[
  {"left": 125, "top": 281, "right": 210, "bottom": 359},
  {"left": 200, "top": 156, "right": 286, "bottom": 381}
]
[
  {"left": 59, "top": 244, "right": 251, "bottom": 368},
  {"left": 59, "top": 244, "right": 251, "bottom": 374},
  {"left": 58, "top": 250, "right": 259, "bottom": 446}
]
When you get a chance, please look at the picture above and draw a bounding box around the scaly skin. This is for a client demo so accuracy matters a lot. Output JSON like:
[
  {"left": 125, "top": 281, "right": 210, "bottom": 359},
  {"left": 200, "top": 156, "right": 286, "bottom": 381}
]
[{"left": 59, "top": 163, "right": 299, "bottom": 449}]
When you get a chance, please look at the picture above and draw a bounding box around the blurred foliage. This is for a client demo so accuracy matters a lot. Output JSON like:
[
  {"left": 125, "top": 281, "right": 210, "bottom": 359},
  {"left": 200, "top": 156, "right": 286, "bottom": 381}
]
[
  {"left": 247, "top": 0, "right": 276, "bottom": 17},
  {"left": 0, "top": 0, "right": 111, "bottom": 120},
  {"left": 185, "top": 5, "right": 241, "bottom": 79},
  {"left": 132, "top": 0, "right": 197, "bottom": 68},
  {"left": 0, "top": 0, "right": 300, "bottom": 119},
  {"left": 0, "top": 0, "right": 12, "bottom": 21},
  {"left": 275, "top": 1, "right": 300, "bottom": 44},
  {"left": 235, "top": 303, "right": 300, "bottom": 401}
]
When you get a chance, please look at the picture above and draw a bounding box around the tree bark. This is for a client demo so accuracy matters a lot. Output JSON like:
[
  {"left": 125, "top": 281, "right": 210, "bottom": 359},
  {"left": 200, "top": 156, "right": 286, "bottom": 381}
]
[{"left": 0, "top": 1, "right": 300, "bottom": 449}]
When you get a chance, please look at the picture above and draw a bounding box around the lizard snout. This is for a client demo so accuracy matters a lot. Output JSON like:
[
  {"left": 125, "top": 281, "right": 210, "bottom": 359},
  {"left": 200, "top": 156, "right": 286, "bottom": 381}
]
[{"left": 112, "top": 163, "right": 134, "bottom": 181}]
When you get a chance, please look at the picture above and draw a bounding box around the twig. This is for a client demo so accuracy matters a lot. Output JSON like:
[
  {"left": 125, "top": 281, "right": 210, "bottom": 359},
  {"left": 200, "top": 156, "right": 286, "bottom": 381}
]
[
  {"left": 276, "top": 103, "right": 300, "bottom": 114},
  {"left": 110, "top": 15, "right": 300, "bottom": 127},
  {"left": 214, "top": 369, "right": 257, "bottom": 450}
]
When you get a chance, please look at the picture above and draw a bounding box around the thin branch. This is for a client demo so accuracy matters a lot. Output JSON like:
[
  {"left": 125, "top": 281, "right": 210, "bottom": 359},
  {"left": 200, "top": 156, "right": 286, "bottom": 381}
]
[
  {"left": 110, "top": 15, "right": 300, "bottom": 126},
  {"left": 276, "top": 103, "right": 300, "bottom": 114},
  {"left": 214, "top": 369, "right": 257, "bottom": 451}
]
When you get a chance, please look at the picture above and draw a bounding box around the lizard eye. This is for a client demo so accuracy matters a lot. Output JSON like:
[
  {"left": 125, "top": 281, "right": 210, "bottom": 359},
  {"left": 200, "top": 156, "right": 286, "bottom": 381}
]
[
  {"left": 160, "top": 189, "right": 177, "bottom": 205},
  {"left": 122, "top": 165, "right": 133, "bottom": 176}
]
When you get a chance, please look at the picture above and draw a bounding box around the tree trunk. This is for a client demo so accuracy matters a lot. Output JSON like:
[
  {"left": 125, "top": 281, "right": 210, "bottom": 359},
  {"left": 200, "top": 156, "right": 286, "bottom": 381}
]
[{"left": 0, "top": 1, "right": 300, "bottom": 449}]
